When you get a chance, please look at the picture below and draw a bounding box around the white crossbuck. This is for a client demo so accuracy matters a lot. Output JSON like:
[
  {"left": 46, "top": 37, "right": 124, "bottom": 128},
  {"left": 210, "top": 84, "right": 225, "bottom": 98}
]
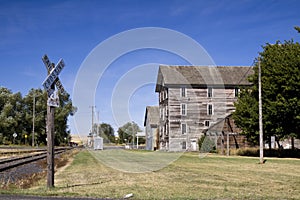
[
  {"left": 42, "top": 55, "right": 65, "bottom": 94},
  {"left": 42, "top": 59, "right": 65, "bottom": 92},
  {"left": 42, "top": 55, "right": 65, "bottom": 107}
]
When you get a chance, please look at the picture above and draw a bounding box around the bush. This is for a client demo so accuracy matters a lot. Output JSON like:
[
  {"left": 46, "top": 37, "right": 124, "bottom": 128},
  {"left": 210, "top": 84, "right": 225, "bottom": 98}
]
[
  {"left": 198, "top": 135, "right": 216, "bottom": 153},
  {"left": 236, "top": 148, "right": 300, "bottom": 158},
  {"left": 236, "top": 148, "right": 259, "bottom": 157}
]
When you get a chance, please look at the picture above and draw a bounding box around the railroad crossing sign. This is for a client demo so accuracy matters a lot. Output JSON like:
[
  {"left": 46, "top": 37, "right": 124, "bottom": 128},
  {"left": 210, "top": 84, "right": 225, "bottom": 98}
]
[
  {"left": 42, "top": 54, "right": 65, "bottom": 94},
  {"left": 42, "top": 55, "right": 65, "bottom": 107},
  {"left": 41, "top": 54, "right": 66, "bottom": 189}
]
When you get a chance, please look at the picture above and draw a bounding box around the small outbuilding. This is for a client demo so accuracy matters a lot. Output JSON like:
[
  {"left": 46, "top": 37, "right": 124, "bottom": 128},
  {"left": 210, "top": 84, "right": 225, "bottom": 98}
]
[{"left": 94, "top": 136, "right": 103, "bottom": 150}]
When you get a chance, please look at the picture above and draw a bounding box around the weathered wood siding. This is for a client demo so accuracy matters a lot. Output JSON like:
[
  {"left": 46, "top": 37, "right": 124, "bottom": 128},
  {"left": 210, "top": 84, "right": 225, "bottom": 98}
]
[{"left": 159, "top": 86, "right": 239, "bottom": 151}]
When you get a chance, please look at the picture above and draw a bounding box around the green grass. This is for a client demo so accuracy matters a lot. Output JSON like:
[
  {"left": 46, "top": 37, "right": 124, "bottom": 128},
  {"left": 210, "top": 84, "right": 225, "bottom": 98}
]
[{"left": 1, "top": 149, "right": 300, "bottom": 199}]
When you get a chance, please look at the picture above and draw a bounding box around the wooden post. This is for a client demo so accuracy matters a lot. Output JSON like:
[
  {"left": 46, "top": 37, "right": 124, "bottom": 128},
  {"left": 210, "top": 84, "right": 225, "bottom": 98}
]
[
  {"left": 32, "top": 95, "right": 35, "bottom": 147},
  {"left": 47, "top": 101, "right": 55, "bottom": 188},
  {"left": 226, "top": 132, "right": 229, "bottom": 156},
  {"left": 221, "top": 132, "right": 224, "bottom": 155},
  {"left": 42, "top": 55, "right": 65, "bottom": 188},
  {"left": 258, "top": 58, "right": 264, "bottom": 164}
]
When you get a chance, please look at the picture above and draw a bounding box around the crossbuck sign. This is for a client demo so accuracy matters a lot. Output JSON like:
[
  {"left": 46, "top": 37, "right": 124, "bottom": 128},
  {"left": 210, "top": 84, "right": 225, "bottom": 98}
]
[
  {"left": 42, "top": 55, "right": 65, "bottom": 107},
  {"left": 42, "top": 55, "right": 65, "bottom": 94}
]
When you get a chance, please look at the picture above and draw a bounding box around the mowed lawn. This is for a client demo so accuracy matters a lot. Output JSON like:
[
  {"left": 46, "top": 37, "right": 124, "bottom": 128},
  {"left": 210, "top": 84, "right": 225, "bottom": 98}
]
[{"left": 23, "top": 149, "right": 300, "bottom": 199}]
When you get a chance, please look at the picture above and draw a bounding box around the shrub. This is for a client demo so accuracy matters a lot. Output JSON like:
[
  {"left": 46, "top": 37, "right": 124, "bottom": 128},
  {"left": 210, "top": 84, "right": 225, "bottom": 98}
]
[
  {"left": 236, "top": 148, "right": 259, "bottom": 157},
  {"left": 198, "top": 135, "right": 216, "bottom": 153},
  {"left": 236, "top": 148, "right": 300, "bottom": 158}
]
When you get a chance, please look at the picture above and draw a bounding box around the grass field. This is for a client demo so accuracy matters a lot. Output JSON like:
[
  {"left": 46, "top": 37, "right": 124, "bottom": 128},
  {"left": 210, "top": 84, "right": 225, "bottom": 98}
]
[{"left": 2, "top": 149, "right": 300, "bottom": 199}]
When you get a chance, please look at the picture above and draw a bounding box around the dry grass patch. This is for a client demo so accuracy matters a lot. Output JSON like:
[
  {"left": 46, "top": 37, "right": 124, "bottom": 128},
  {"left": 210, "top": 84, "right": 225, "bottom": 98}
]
[{"left": 4, "top": 149, "right": 300, "bottom": 199}]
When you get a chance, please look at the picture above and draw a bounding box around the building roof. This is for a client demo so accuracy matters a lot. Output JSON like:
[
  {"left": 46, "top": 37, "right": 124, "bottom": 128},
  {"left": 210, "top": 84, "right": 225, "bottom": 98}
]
[
  {"left": 144, "top": 106, "right": 159, "bottom": 127},
  {"left": 155, "top": 65, "right": 253, "bottom": 92}
]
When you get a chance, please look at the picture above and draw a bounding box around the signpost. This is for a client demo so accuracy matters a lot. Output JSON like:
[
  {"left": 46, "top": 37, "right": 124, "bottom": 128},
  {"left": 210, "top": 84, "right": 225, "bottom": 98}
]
[
  {"left": 13, "top": 133, "right": 17, "bottom": 144},
  {"left": 42, "top": 54, "right": 65, "bottom": 189}
]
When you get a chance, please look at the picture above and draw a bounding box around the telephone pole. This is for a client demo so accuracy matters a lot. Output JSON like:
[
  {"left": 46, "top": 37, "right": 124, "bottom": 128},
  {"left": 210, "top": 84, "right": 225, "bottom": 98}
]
[
  {"left": 32, "top": 94, "right": 35, "bottom": 147},
  {"left": 258, "top": 58, "right": 264, "bottom": 164},
  {"left": 90, "top": 106, "right": 96, "bottom": 134}
]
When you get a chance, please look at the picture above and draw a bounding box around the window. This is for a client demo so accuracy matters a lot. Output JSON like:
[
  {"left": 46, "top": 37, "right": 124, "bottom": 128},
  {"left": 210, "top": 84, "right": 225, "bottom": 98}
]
[
  {"left": 181, "top": 103, "right": 187, "bottom": 116},
  {"left": 182, "top": 141, "right": 186, "bottom": 150},
  {"left": 159, "top": 92, "right": 162, "bottom": 102},
  {"left": 207, "top": 87, "right": 212, "bottom": 98},
  {"left": 208, "top": 104, "right": 213, "bottom": 115},
  {"left": 166, "top": 123, "right": 169, "bottom": 136},
  {"left": 181, "top": 123, "right": 187, "bottom": 134},
  {"left": 234, "top": 88, "right": 239, "bottom": 97},
  {"left": 165, "top": 106, "right": 169, "bottom": 117},
  {"left": 205, "top": 120, "right": 210, "bottom": 127},
  {"left": 160, "top": 107, "right": 163, "bottom": 119},
  {"left": 181, "top": 87, "right": 186, "bottom": 97}
]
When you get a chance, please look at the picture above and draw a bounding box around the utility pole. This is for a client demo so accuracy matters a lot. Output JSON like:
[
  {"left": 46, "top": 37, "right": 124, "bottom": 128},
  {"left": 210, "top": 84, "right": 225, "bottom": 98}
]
[
  {"left": 90, "top": 106, "right": 96, "bottom": 134},
  {"left": 258, "top": 58, "right": 264, "bottom": 164},
  {"left": 132, "top": 122, "right": 135, "bottom": 149},
  {"left": 32, "top": 94, "right": 35, "bottom": 147},
  {"left": 97, "top": 111, "right": 100, "bottom": 137}
]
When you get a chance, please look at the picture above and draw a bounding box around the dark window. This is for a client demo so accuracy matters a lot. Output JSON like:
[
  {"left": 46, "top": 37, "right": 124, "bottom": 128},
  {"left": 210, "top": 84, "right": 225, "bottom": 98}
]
[
  {"left": 181, "top": 87, "right": 186, "bottom": 97},
  {"left": 205, "top": 120, "right": 210, "bottom": 127},
  {"left": 235, "top": 88, "right": 239, "bottom": 97},
  {"left": 208, "top": 87, "right": 212, "bottom": 98},
  {"left": 181, "top": 123, "right": 187, "bottom": 134},
  {"left": 208, "top": 104, "right": 213, "bottom": 115},
  {"left": 182, "top": 141, "right": 186, "bottom": 149},
  {"left": 181, "top": 104, "right": 187, "bottom": 115}
]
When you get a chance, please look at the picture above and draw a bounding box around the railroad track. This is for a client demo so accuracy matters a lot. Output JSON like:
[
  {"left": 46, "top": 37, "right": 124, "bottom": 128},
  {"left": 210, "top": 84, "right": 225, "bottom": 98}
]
[
  {"left": 0, "top": 148, "right": 46, "bottom": 155},
  {"left": 0, "top": 147, "right": 71, "bottom": 172}
]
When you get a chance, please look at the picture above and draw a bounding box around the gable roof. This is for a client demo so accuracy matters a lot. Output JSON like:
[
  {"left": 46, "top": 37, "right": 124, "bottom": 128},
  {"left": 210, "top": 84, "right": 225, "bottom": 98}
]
[
  {"left": 155, "top": 65, "right": 253, "bottom": 92},
  {"left": 144, "top": 106, "right": 159, "bottom": 127}
]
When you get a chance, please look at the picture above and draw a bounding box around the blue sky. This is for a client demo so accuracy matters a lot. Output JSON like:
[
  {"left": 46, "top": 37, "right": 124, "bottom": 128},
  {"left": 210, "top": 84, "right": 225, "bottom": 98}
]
[{"left": 1, "top": 0, "right": 300, "bottom": 135}]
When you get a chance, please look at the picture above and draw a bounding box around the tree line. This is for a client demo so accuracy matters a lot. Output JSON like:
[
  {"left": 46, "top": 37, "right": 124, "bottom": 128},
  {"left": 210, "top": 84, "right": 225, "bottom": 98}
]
[
  {"left": 0, "top": 87, "right": 76, "bottom": 146},
  {"left": 233, "top": 27, "right": 300, "bottom": 148},
  {"left": 90, "top": 121, "right": 145, "bottom": 145},
  {"left": 0, "top": 85, "right": 145, "bottom": 146}
]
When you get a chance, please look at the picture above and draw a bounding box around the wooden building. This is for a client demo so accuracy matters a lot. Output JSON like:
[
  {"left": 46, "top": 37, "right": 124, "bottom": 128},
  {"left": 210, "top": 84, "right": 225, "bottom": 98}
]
[
  {"left": 203, "top": 114, "right": 250, "bottom": 155},
  {"left": 155, "top": 65, "right": 253, "bottom": 151},
  {"left": 144, "top": 106, "right": 159, "bottom": 151}
]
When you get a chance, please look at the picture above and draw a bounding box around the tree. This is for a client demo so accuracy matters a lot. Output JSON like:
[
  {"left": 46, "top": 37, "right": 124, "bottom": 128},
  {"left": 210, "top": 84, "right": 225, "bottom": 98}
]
[
  {"left": 0, "top": 88, "right": 25, "bottom": 144},
  {"left": 234, "top": 35, "right": 300, "bottom": 147},
  {"left": 233, "top": 89, "right": 259, "bottom": 145},
  {"left": 117, "top": 121, "right": 141, "bottom": 144},
  {"left": 0, "top": 87, "right": 76, "bottom": 146},
  {"left": 97, "top": 123, "right": 115, "bottom": 143},
  {"left": 23, "top": 88, "right": 48, "bottom": 145},
  {"left": 54, "top": 91, "right": 77, "bottom": 145}
]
